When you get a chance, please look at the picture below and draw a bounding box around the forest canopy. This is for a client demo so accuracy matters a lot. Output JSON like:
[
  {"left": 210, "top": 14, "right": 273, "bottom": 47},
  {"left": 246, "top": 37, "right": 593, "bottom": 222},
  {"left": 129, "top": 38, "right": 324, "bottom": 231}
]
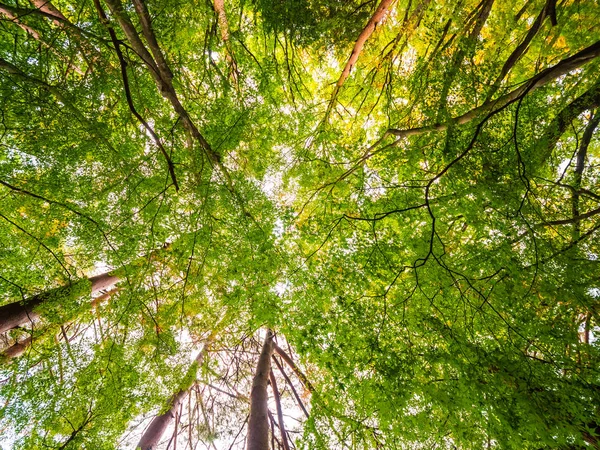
[{"left": 0, "top": 0, "right": 599, "bottom": 448}]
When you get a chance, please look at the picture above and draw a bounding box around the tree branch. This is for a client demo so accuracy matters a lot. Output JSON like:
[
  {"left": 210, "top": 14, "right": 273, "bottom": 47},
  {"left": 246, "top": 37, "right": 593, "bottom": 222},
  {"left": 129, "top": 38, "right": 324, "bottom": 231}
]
[
  {"left": 324, "top": 0, "right": 396, "bottom": 121},
  {"left": 272, "top": 355, "right": 309, "bottom": 418},
  {"left": 485, "top": 0, "right": 558, "bottom": 101},
  {"left": 572, "top": 111, "right": 600, "bottom": 236},
  {"left": 388, "top": 40, "right": 600, "bottom": 138},
  {"left": 273, "top": 343, "right": 314, "bottom": 393},
  {"left": 94, "top": 0, "right": 179, "bottom": 191}
]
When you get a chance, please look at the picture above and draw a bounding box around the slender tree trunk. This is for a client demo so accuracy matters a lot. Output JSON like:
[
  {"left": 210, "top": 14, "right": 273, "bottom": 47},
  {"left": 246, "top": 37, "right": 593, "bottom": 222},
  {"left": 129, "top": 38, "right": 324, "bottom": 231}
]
[
  {"left": 336, "top": 0, "right": 395, "bottom": 88},
  {"left": 94, "top": 0, "right": 179, "bottom": 190},
  {"left": 272, "top": 355, "right": 309, "bottom": 418},
  {"left": 538, "top": 82, "right": 600, "bottom": 167},
  {"left": 104, "top": 0, "right": 245, "bottom": 204},
  {"left": 324, "top": 0, "right": 395, "bottom": 121},
  {"left": 137, "top": 342, "right": 212, "bottom": 450},
  {"left": 485, "top": 0, "right": 557, "bottom": 102},
  {"left": 0, "top": 272, "right": 119, "bottom": 334},
  {"left": 247, "top": 331, "right": 274, "bottom": 450},
  {"left": 571, "top": 111, "right": 600, "bottom": 238},
  {"left": 269, "top": 369, "right": 290, "bottom": 450},
  {"left": 437, "top": 0, "right": 494, "bottom": 119},
  {"left": 213, "top": 0, "right": 239, "bottom": 84}
]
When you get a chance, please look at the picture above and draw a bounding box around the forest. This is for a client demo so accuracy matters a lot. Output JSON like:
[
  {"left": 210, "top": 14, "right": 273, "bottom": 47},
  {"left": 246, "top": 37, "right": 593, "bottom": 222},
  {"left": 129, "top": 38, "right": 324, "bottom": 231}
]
[{"left": 0, "top": 0, "right": 599, "bottom": 448}]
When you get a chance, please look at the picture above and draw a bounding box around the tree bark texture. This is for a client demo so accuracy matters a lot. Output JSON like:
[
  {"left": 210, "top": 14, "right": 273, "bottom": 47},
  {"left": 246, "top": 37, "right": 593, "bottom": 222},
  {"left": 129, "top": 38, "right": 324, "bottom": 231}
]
[
  {"left": 0, "top": 272, "right": 119, "bottom": 334},
  {"left": 269, "top": 368, "right": 290, "bottom": 450},
  {"left": 247, "top": 331, "right": 275, "bottom": 450}
]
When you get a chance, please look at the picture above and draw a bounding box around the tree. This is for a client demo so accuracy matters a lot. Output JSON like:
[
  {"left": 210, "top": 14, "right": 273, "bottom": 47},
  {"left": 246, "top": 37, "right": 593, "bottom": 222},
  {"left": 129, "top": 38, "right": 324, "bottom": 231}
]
[
  {"left": 247, "top": 330, "right": 274, "bottom": 450},
  {"left": 1, "top": 0, "right": 599, "bottom": 448}
]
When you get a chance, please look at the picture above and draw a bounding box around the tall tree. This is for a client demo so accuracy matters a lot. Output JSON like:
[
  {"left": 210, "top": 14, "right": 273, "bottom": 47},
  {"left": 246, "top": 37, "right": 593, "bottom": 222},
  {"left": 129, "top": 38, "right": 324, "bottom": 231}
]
[
  {"left": 247, "top": 331, "right": 274, "bottom": 450},
  {"left": 1, "top": 0, "right": 599, "bottom": 448}
]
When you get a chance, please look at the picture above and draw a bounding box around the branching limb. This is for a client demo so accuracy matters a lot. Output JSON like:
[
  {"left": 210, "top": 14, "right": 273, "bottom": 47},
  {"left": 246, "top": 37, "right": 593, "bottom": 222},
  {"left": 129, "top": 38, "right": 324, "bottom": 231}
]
[
  {"left": 94, "top": 0, "right": 179, "bottom": 191},
  {"left": 485, "top": 0, "right": 558, "bottom": 101},
  {"left": 272, "top": 355, "right": 309, "bottom": 418},
  {"left": 273, "top": 343, "right": 314, "bottom": 393},
  {"left": 537, "top": 80, "right": 600, "bottom": 165},
  {"left": 0, "top": 5, "right": 85, "bottom": 74},
  {"left": 0, "top": 58, "right": 116, "bottom": 152},
  {"left": 389, "top": 40, "right": 600, "bottom": 139},
  {"left": 437, "top": 0, "right": 495, "bottom": 118},
  {"left": 0, "top": 179, "right": 98, "bottom": 225},
  {"left": 539, "top": 205, "right": 600, "bottom": 227},
  {"left": 131, "top": 0, "right": 173, "bottom": 83},
  {"left": 104, "top": 0, "right": 251, "bottom": 210},
  {"left": 0, "top": 1, "right": 108, "bottom": 43},
  {"left": 0, "top": 212, "right": 72, "bottom": 278}
]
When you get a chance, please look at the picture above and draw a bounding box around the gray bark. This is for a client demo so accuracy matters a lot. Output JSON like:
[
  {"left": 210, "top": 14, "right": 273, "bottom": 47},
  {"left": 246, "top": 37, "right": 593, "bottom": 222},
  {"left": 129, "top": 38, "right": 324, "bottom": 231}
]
[{"left": 247, "top": 331, "right": 275, "bottom": 450}]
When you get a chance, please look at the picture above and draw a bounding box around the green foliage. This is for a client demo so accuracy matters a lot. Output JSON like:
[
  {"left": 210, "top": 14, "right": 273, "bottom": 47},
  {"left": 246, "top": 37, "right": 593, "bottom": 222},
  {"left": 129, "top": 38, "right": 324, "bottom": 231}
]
[{"left": 0, "top": 0, "right": 599, "bottom": 448}]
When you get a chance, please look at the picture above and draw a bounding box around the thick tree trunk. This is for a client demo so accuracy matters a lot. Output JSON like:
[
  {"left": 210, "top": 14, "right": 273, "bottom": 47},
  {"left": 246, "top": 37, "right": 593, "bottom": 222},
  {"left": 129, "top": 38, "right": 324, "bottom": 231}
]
[
  {"left": 137, "top": 343, "right": 212, "bottom": 450},
  {"left": 247, "top": 331, "right": 275, "bottom": 450},
  {"left": 137, "top": 391, "right": 186, "bottom": 450},
  {"left": 0, "top": 272, "right": 119, "bottom": 334},
  {"left": 0, "top": 288, "right": 119, "bottom": 363},
  {"left": 0, "top": 336, "right": 32, "bottom": 361}
]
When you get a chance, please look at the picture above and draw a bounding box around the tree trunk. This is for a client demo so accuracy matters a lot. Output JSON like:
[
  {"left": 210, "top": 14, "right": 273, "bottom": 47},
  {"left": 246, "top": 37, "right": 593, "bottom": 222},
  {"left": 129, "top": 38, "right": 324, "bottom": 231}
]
[
  {"left": 0, "top": 288, "right": 119, "bottom": 363},
  {"left": 324, "top": 0, "right": 395, "bottom": 122},
  {"left": 137, "top": 343, "right": 212, "bottom": 450},
  {"left": 213, "top": 0, "right": 239, "bottom": 84},
  {"left": 0, "top": 336, "right": 32, "bottom": 361},
  {"left": 269, "top": 368, "right": 290, "bottom": 450},
  {"left": 247, "top": 331, "right": 274, "bottom": 450},
  {"left": 0, "top": 272, "right": 119, "bottom": 334},
  {"left": 571, "top": 111, "right": 600, "bottom": 238}
]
